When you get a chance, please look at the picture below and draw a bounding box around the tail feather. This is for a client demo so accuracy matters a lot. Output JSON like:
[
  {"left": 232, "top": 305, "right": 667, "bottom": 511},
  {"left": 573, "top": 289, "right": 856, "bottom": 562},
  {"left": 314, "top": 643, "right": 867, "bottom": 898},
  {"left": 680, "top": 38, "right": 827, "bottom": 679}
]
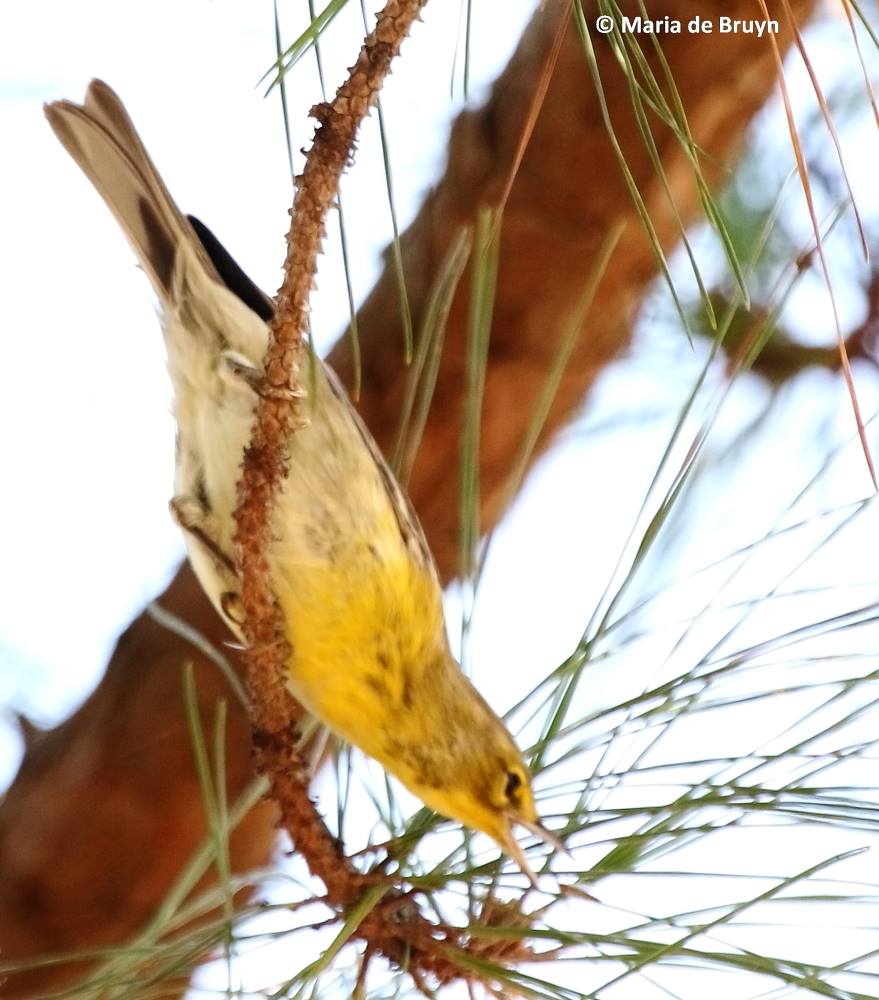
[{"left": 44, "top": 80, "right": 220, "bottom": 303}]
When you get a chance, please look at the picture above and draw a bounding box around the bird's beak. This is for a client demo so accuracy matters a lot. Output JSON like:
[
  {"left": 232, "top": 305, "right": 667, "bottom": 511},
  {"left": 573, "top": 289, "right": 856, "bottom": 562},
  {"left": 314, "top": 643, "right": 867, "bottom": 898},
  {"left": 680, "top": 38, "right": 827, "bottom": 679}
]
[
  {"left": 498, "top": 822, "right": 540, "bottom": 888},
  {"left": 499, "top": 815, "right": 569, "bottom": 888},
  {"left": 517, "top": 816, "right": 570, "bottom": 857}
]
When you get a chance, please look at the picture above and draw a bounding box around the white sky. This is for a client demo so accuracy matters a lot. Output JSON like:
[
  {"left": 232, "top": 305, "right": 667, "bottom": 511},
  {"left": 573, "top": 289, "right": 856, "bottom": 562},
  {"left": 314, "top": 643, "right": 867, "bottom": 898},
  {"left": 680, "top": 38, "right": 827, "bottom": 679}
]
[{"left": 3, "top": 2, "right": 879, "bottom": 997}]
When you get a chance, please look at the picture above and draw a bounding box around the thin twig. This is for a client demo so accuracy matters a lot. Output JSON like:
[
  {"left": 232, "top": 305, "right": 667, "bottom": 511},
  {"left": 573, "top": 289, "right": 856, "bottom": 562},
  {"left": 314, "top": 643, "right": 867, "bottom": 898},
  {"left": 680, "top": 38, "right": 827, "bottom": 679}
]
[{"left": 230, "top": 0, "right": 482, "bottom": 985}]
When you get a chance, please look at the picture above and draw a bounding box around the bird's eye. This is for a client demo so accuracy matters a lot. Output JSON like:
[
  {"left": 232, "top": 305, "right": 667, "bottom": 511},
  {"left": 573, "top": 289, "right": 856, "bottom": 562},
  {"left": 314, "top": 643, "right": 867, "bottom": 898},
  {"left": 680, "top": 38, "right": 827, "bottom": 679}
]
[{"left": 504, "top": 770, "right": 522, "bottom": 801}]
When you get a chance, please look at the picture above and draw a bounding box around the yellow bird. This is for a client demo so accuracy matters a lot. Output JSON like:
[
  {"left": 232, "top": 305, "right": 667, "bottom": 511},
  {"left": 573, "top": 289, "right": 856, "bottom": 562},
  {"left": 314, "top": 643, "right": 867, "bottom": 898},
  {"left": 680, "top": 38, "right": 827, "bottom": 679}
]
[{"left": 45, "top": 80, "right": 559, "bottom": 881}]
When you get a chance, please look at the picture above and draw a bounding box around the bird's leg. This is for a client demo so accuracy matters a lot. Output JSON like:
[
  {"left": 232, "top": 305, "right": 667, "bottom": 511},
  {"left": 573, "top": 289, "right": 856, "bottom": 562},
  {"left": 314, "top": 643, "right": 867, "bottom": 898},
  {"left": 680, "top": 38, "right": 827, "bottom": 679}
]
[
  {"left": 220, "top": 349, "right": 306, "bottom": 403},
  {"left": 169, "top": 494, "right": 243, "bottom": 626}
]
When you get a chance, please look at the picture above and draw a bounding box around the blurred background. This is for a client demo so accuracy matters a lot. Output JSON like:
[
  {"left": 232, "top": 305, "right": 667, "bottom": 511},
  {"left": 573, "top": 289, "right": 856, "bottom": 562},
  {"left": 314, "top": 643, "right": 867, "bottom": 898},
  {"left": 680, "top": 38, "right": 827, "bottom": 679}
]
[{"left": 3, "top": 0, "right": 879, "bottom": 997}]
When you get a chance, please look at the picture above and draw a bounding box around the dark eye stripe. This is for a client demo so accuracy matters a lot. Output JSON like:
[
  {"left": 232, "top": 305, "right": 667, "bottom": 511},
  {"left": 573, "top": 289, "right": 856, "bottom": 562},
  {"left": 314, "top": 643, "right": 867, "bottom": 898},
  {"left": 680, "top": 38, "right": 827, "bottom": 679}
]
[{"left": 505, "top": 771, "right": 522, "bottom": 799}]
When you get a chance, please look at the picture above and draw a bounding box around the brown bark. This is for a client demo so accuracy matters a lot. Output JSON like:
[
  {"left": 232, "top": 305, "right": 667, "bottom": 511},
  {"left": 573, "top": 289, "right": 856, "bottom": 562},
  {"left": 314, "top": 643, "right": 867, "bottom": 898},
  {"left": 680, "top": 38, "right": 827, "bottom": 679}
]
[
  {"left": 0, "top": 572, "right": 276, "bottom": 996},
  {"left": 0, "top": 2, "right": 817, "bottom": 995},
  {"left": 339, "top": 0, "right": 814, "bottom": 577}
]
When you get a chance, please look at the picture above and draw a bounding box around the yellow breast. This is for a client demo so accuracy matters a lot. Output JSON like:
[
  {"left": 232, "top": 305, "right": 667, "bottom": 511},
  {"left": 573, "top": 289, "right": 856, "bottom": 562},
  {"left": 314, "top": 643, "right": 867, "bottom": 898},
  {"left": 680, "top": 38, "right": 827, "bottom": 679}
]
[
  {"left": 275, "top": 537, "right": 445, "bottom": 760},
  {"left": 266, "top": 363, "right": 447, "bottom": 763}
]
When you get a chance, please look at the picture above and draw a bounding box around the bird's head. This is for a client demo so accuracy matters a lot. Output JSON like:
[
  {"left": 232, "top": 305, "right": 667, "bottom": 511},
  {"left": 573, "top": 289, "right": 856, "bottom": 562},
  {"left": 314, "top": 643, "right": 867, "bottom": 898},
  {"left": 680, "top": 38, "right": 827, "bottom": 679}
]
[{"left": 413, "top": 714, "right": 563, "bottom": 885}]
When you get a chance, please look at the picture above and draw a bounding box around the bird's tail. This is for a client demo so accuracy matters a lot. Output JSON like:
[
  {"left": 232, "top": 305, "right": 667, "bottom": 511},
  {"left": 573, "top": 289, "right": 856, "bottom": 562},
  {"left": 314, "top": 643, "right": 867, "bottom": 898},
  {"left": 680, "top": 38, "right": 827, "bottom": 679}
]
[{"left": 44, "top": 79, "right": 221, "bottom": 307}]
